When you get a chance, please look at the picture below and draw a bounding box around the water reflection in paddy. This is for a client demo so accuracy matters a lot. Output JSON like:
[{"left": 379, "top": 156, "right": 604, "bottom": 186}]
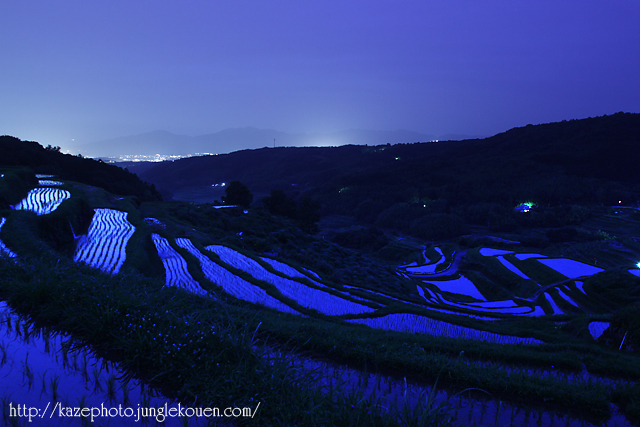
[
  {"left": 0, "top": 301, "right": 226, "bottom": 427},
  {"left": 268, "top": 348, "right": 633, "bottom": 427},
  {"left": 1, "top": 298, "right": 634, "bottom": 427}
]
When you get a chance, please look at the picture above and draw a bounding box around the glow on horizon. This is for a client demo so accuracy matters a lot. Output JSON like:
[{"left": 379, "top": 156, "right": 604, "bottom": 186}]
[{"left": 2, "top": 2, "right": 638, "bottom": 150}]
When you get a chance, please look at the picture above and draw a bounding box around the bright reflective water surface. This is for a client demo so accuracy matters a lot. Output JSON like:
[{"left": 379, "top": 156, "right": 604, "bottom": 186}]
[{"left": 0, "top": 302, "right": 233, "bottom": 427}]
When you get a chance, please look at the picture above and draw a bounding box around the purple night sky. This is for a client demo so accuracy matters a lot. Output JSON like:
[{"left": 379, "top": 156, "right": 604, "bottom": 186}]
[{"left": 1, "top": 1, "right": 639, "bottom": 151}]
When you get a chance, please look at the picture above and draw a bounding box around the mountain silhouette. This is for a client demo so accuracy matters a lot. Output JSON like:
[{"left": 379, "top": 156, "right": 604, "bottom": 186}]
[{"left": 76, "top": 128, "right": 441, "bottom": 157}]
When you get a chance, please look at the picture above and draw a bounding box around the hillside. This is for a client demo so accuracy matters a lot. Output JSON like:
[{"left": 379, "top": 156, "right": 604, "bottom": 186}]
[
  {"left": 2, "top": 121, "right": 640, "bottom": 425},
  {"left": 139, "top": 113, "right": 640, "bottom": 205},
  {"left": 0, "top": 135, "right": 162, "bottom": 203},
  {"left": 136, "top": 113, "right": 640, "bottom": 240},
  {"left": 76, "top": 128, "right": 440, "bottom": 158}
]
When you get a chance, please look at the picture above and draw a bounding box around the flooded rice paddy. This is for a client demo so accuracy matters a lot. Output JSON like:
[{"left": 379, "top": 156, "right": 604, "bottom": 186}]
[
  {"left": 272, "top": 349, "right": 634, "bottom": 427},
  {"left": 0, "top": 302, "right": 230, "bottom": 427}
]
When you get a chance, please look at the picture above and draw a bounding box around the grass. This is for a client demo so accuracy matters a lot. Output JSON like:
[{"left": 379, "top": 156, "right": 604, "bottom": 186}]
[
  {"left": 21, "top": 353, "right": 34, "bottom": 391},
  {"left": 121, "top": 379, "right": 131, "bottom": 406},
  {"left": 50, "top": 374, "right": 60, "bottom": 401},
  {"left": 2, "top": 189, "right": 640, "bottom": 425},
  {"left": 0, "top": 255, "right": 469, "bottom": 426},
  {"left": 106, "top": 373, "right": 117, "bottom": 403},
  {"left": 505, "top": 255, "right": 567, "bottom": 286},
  {"left": 0, "top": 168, "right": 36, "bottom": 208},
  {"left": 461, "top": 249, "right": 539, "bottom": 298},
  {"left": 422, "top": 246, "right": 442, "bottom": 264},
  {"left": 0, "top": 395, "right": 11, "bottom": 423},
  {"left": 0, "top": 341, "right": 7, "bottom": 366},
  {"left": 92, "top": 366, "right": 102, "bottom": 393}
]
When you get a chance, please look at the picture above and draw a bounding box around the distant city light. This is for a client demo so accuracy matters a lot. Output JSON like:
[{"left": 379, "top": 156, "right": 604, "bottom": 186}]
[
  {"left": 97, "top": 153, "right": 216, "bottom": 163},
  {"left": 636, "top": 262, "right": 640, "bottom": 269}
]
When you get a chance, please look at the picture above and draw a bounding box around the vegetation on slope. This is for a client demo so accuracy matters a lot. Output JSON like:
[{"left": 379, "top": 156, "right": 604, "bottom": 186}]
[
  {"left": 2, "top": 114, "right": 640, "bottom": 425},
  {"left": 3, "top": 184, "right": 640, "bottom": 423},
  {"left": 137, "top": 114, "right": 640, "bottom": 233},
  {"left": 0, "top": 135, "right": 162, "bottom": 201}
]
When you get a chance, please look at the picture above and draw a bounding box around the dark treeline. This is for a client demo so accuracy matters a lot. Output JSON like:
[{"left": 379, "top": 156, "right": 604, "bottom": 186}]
[
  {"left": 0, "top": 135, "right": 162, "bottom": 201},
  {"left": 138, "top": 113, "right": 640, "bottom": 238}
]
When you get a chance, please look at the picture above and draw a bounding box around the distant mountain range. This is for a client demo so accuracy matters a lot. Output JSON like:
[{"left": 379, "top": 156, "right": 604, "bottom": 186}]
[
  {"left": 75, "top": 128, "right": 485, "bottom": 158},
  {"left": 135, "top": 112, "right": 640, "bottom": 208}
]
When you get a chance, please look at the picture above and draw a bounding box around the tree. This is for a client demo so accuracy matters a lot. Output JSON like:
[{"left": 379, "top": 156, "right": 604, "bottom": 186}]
[
  {"left": 222, "top": 181, "right": 253, "bottom": 207},
  {"left": 262, "top": 190, "right": 321, "bottom": 234},
  {"left": 262, "top": 189, "right": 297, "bottom": 217},
  {"left": 296, "top": 196, "right": 321, "bottom": 234}
]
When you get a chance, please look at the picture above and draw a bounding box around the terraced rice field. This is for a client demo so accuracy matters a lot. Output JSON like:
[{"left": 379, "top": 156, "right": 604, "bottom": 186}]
[
  {"left": 206, "top": 245, "right": 375, "bottom": 316},
  {"left": 343, "top": 284, "right": 434, "bottom": 309},
  {"left": 399, "top": 248, "right": 432, "bottom": 268},
  {"left": 144, "top": 217, "right": 166, "bottom": 228},
  {"left": 515, "top": 253, "right": 546, "bottom": 260},
  {"left": 401, "top": 247, "right": 446, "bottom": 274},
  {"left": 261, "top": 256, "right": 367, "bottom": 302},
  {"left": 423, "top": 275, "right": 486, "bottom": 300},
  {"left": 38, "top": 179, "right": 63, "bottom": 185},
  {"left": 74, "top": 209, "right": 136, "bottom": 274},
  {"left": 544, "top": 292, "right": 564, "bottom": 315},
  {"left": 537, "top": 258, "right": 604, "bottom": 279},
  {"left": 175, "top": 239, "right": 300, "bottom": 315},
  {"left": 588, "top": 321, "right": 610, "bottom": 339},
  {"left": 260, "top": 256, "right": 325, "bottom": 285},
  {"left": 479, "top": 248, "right": 514, "bottom": 256},
  {"left": 428, "top": 248, "right": 608, "bottom": 315},
  {"left": 301, "top": 267, "right": 321, "bottom": 278},
  {"left": 433, "top": 299, "right": 525, "bottom": 320},
  {"left": 401, "top": 250, "right": 550, "bottom": 317},
  {"left": 435, "top": 293, "right": 535, "bottom": 315},
  {"left": 397, "top": 247, "right": 618, "bottom": 322},
  {"left": 14, "top": 187, "right": 71, "bottom": 215},
  {"left": 0, "top": 217, "right": 17, "bottom": 258},
  {"left": 556, "top": 288, "right": 579, "bottom": 307},
  {"left": 348, "top": 313, "right": 543, "bottom": 345},
  {"left": 0, "top": 302, "right": 208, "bottom": 427},
  {"left": 465, "top": 300, "right": 519, "bottom": 308},
  {"left": 151, "top": 234, "right": 207, "bottom": 296},
  {"left": 496, "top": 255, "right": 533, "bottom": 280}
]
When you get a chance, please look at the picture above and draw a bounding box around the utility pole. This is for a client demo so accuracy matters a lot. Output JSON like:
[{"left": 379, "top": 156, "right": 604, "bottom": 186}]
[{"left": 273, "top": 138, "right": 276, "bottom": 148}]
